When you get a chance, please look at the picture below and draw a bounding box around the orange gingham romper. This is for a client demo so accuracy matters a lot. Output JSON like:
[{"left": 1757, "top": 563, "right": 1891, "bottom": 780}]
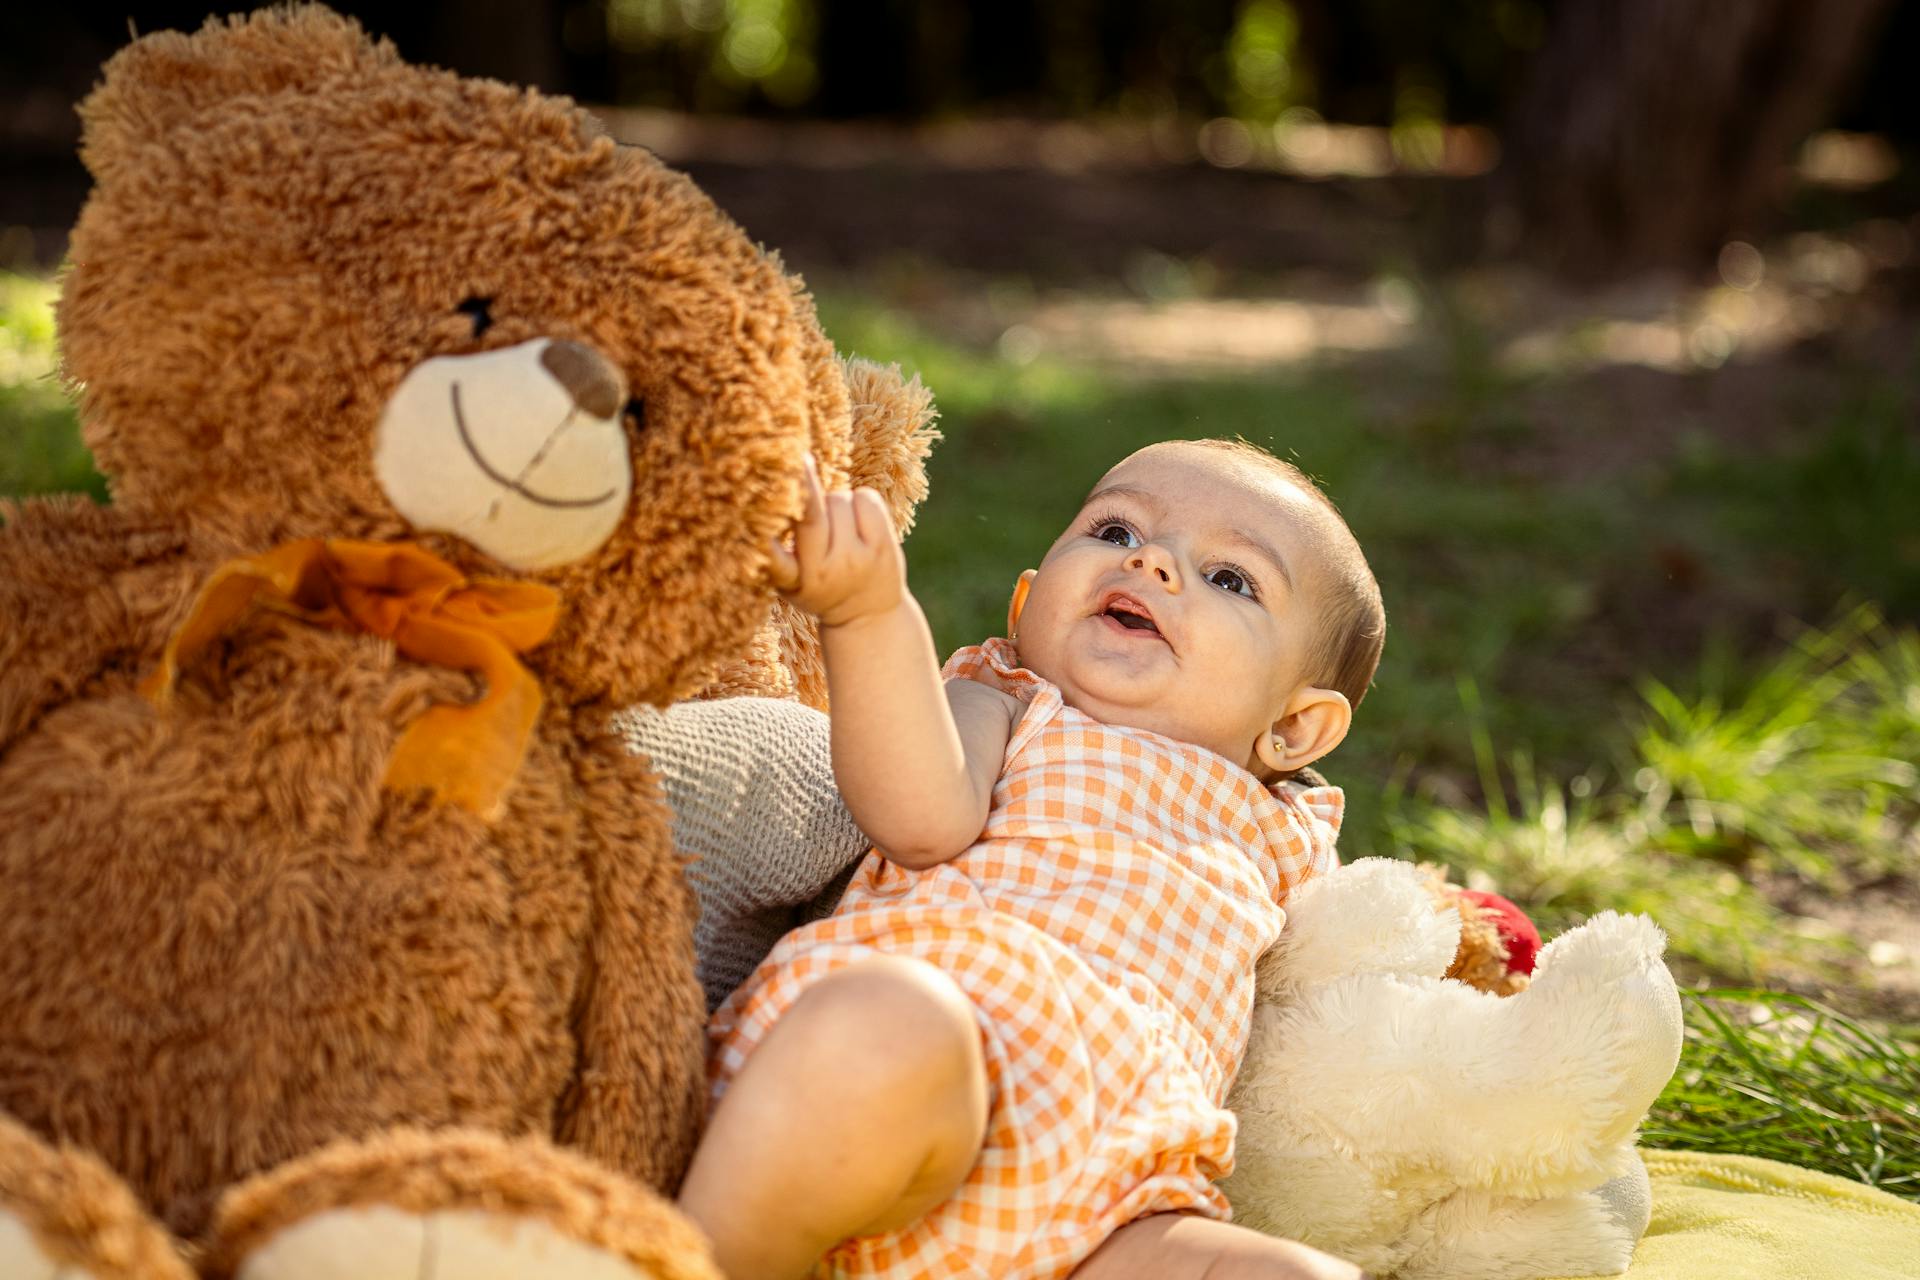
[{"left": 708, "top": 638, "right": 1344, "bottom": 1280}]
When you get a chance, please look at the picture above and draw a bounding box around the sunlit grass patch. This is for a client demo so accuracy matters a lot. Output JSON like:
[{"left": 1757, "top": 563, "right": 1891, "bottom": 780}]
[
  {"left": 1386, "top": 750, "right": 1809, "bottom": 982},
  {"left": 1649, "top": 989, "right": 1920, "bottom": 1200},
  {"left": 1634, "top": 608, "right": 1920, "bottom": 886},
  {"left": 1388, "top": 612, "right": 1920, "bottom": 983}
]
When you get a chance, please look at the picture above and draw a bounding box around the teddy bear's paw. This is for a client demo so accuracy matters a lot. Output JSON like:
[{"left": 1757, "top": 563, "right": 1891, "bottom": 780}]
[
  {"left": 1523, "top": 912, "right": 1684, "bottom": 1124},
  {"left": 0, "top": 1201, "right": 188, "bottom": 1280},
  {"left": 209, "top": 1130, "right": 721, "bottom": 1280},
  {"left": 237, "top": 1206, "right": 652, "bottom": 1280},
  {"left": 0, "top": 1114, "right": 193, "bottom": 1280},
  {"left": 1590, "top": 1152, "right": 1653, "bottom": 1244},
  {"left": 1395, "top": 1186, "right": 1640, "bottom": 1280}
]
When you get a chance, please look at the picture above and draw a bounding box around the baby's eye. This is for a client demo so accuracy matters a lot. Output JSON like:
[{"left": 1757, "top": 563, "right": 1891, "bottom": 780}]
[
  {"left": 1092, "top": 521, "right": 1139, "bottom": 548},
  {"left": 1206, "top": 566, "right": 1256, "bottom": 598}
]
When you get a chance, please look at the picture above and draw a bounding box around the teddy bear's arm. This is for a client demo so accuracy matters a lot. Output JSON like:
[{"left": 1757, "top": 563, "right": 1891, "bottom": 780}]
[
  {"left": 556, "top": 719, "right": 714, "bottom": 1192},
  {"left": 615, "top": 696, "right": 869, "bottom": 1011},
  {"left": 0, "top": 497, "right": 189, "bottom": 751}
]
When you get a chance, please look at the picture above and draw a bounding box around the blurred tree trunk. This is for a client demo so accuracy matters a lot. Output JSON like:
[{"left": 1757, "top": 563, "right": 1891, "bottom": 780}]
[{"left": 1499, "top": 0, "right": 1892, "bottom": 277}]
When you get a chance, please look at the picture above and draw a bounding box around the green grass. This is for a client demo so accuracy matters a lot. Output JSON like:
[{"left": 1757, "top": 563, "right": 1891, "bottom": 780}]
[
  {"left": 1651, "top": 989, "right": 1920, "bottom": 1200},
  {"left": 0, "top": 272, "right": 100, "bottom": 502},
  {"left": 1670, "top": 386, "right": 1920, "bottom": 620},
  {"left": 1386, "top": 611, "right": 1920, "bottom": 982},
  {"left": 1384, "top": 738, "right": 1812, "bottom": 983},
  {"left": 1633, "top": 608, "right": 1920, "bottom": 887}
]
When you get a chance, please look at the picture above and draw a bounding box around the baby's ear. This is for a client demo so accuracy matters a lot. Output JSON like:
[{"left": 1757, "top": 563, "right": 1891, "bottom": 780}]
[{"left": 1255, "top": 688, "right": 1351, "bottom": 775}]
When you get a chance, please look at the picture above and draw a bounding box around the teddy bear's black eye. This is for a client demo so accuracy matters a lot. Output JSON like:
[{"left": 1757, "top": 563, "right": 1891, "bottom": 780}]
[
  {"left": 455, "top": 296, "right": 494, "bottom": 337},
  {"left": 624, "top": 396, "right": 646, "bottom": 429}
]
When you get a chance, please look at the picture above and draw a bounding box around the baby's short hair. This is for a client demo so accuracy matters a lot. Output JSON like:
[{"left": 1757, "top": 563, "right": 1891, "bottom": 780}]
[{"left": 1185, "top": 438, "right": 1385, "bottom": 709}]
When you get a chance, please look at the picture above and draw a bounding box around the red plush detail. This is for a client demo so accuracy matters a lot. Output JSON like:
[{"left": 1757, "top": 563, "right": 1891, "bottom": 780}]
[{"left": 1460, "top": 889, "right": 1543, "bottom": 975}]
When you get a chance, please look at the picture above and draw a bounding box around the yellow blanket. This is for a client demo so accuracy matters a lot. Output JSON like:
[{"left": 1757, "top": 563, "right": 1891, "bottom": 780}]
[{"left": 1556, "top": 1151, "right": 1920, "bottom": 1280}]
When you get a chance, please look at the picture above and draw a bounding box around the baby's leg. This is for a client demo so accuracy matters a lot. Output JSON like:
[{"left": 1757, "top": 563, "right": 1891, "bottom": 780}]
[
  {"left": 678, "top": 956, "right": 991, "bottom": 1280},
  {"left": 1073, "top": 1213, "right": 1370, "bottom": 1280}
]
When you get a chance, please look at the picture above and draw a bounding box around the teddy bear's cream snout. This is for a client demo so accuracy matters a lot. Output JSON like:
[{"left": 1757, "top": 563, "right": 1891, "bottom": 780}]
[{"left": 373, "top": 337, "right": 635, "bottom": 571}]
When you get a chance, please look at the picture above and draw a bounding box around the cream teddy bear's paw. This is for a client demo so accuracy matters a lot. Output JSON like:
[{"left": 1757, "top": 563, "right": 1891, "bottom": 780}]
[
  {"left": 1524, "top": 911, "right": 1683, "bottom": 1121},
  {"left": 1591, "top": 1148, "right": 1654, "bottom": 1242},
  {"left": 239, "top": 1206, "right": 652, "bottom": 1280},
  {"left": 1396, "top": 1189, "right": 1641, "bottom": 1280}
]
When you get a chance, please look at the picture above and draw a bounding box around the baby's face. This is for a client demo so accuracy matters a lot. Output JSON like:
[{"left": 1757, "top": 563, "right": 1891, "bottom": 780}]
[{"left": 1013, "top": 442, "right": 1336, "bottom": 774}]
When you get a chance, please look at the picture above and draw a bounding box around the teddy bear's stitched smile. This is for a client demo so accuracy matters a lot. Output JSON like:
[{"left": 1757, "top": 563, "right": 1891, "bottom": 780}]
[{"left": 450, "top": 382, "right": 619, "bottom": 510}]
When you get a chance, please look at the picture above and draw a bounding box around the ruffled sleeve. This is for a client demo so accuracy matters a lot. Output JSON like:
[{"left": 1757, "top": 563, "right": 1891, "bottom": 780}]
[
  {"left": 942, "top": 636, "right": 1063, "bottom": 769},
  {"left": 1274, "top": 778, "right": 1345, "bottom": 878},
  {"left": 941, "top": 636, "right": 1040, "bottom": 697}
]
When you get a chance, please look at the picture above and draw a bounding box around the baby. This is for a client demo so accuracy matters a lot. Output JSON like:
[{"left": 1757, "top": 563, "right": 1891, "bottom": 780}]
[{"left": 678, "top": 439, "right": 1385, "bottom": 1280}]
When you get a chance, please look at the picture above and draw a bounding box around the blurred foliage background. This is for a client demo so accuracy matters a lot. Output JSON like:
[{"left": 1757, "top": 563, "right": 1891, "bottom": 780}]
[{"left": 3, "top": 0, "right": 1918, "bottom": 1185}]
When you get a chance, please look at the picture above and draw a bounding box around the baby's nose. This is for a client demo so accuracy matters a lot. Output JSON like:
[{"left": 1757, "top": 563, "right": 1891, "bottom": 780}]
[{"left": 1128, "top": 549, "right": 1178, "bottom": 586}]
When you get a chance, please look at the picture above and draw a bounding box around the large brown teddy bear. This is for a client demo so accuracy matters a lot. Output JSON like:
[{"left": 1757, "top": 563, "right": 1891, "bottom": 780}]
[{"left": 0, "top": 8, "right": 931, "bottom": 1278}]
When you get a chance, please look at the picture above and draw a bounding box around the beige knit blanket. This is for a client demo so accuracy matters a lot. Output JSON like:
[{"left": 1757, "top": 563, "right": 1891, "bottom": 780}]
[{"left": 615, "top": 697, "right": 868, "bottom": 1011}]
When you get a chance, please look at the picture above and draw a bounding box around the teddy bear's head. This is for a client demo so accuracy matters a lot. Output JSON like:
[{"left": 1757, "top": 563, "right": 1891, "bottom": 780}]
[{"left": 59, "top": 6, "right": 842, "bottom": 706}]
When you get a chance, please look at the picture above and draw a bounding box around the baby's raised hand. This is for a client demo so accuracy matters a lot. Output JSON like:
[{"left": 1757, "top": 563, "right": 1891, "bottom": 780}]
[{"left": 770, "top": 455, "right": 907, "bottom": 628}]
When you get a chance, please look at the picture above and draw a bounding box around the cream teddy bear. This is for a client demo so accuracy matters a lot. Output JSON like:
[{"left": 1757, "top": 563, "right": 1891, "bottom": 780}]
[{"left": 1222, "top": 856, "right": 1684, "bottom": 1279}]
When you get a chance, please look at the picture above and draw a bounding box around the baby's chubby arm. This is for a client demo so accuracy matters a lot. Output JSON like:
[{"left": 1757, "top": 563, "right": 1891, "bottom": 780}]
[{"left": 772, "top": 457, "right": 1020, "bottom": 869}]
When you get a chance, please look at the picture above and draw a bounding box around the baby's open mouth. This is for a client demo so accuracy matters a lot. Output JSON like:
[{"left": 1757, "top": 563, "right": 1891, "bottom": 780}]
[{"left": 1098, "top": 592, "right": 1164, "bottom": 639}]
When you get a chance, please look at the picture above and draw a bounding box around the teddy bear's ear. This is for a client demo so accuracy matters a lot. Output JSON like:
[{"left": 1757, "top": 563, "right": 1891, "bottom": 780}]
[
  {"left": 842, "top": 358, "right": 940, "bottom": 538},
  {"left": 78, "top": 6, "right": 398, "bottom": 183}
]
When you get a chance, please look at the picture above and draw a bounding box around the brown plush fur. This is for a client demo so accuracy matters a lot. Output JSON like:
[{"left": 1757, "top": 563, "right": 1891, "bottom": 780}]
[
  {"left": 700, "top": 356, "right": 940, "bottom": 710},
  {"left": 59, "top": 9, "right": 814, "bottom": 708},
  {"left": 0, "top": 498, "right": 195, "bottom": 748},
  {"left": 0, "top": 7, "right": 926, "bottom": 1276}
]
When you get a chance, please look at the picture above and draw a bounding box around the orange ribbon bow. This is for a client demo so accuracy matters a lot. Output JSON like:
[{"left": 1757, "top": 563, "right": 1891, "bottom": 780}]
[{"left": 143, "top": 539, "right": 560, "bottom": 820}]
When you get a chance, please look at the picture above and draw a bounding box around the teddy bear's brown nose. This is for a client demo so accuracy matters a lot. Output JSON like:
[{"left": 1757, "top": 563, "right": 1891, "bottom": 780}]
[{"left": 539, "top": 340, "right": 627, "bottom": 420}]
